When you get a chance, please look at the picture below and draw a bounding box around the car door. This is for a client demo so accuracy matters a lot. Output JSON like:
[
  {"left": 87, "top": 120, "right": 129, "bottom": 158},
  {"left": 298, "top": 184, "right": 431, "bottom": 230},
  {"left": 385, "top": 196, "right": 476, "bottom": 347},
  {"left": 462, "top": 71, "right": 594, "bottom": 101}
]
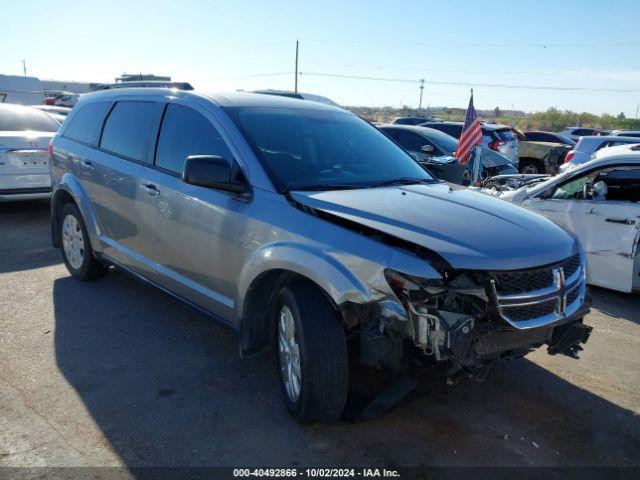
[
  {"left": 522, "top": 165, "right": 640, "bottom": 292},
  {"left": 137, "top": 102, "right": 248, "bottom": 319},
  {"left": 87, "top": 100, "right": 164, "bottom": 277}
]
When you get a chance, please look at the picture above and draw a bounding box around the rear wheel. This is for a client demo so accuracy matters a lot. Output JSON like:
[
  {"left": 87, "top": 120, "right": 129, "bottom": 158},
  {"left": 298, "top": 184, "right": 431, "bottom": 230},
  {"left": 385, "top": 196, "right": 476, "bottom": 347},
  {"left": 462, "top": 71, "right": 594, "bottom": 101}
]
[
  {"left": 519, "top": 159, "right": 543, "bottom": 174},
  {"left": 59, "top": 203, "right": 107, "bottom": 280},
  {"left": 275, "top": 282, "right": 348, "bottom": 423}
]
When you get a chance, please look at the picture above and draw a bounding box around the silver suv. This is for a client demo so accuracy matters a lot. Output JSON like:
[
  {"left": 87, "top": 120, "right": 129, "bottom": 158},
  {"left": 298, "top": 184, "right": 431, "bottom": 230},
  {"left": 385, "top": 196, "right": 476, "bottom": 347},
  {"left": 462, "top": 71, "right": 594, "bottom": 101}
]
[{"left": 50, "top": 88, "right": 591, "bottom": 423}]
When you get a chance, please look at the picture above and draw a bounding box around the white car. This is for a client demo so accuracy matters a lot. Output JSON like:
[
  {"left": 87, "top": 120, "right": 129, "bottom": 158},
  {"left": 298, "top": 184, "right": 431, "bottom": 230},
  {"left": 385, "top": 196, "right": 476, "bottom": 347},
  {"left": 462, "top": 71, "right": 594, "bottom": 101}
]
[
  {"left": 481, "top": 144, "right": 640, "bottom": 293},
  {"left": 0, "top": 104, "right": 59, "bottom": 201},
  {"left": 559, "top": 135, "right": 640, "bottom": 173}
]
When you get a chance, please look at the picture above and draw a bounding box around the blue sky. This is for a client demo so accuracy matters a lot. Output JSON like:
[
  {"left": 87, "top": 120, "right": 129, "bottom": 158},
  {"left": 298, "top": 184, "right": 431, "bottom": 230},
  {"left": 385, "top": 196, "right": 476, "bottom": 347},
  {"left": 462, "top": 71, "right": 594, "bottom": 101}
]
[{"left": 2, "top": 0, "right": 639, "bottom": 115}]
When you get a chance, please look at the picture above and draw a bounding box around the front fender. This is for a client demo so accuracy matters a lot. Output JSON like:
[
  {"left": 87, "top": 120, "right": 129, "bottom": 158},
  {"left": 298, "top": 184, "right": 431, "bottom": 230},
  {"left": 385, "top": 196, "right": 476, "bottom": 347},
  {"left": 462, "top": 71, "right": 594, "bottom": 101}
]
[
  {"left": 52, "top": 173, "right": 102, "bottom": 253},
  {"left": 236, "top": 242, "right": 382, "bottom": 321}
]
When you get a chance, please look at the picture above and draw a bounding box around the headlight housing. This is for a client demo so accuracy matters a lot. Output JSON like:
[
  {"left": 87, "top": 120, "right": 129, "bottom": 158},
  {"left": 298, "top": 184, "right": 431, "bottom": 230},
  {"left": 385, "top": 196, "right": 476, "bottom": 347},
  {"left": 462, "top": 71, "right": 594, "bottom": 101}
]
[{"left": 384, "top": 269, "right": 446, "bottom": 304}]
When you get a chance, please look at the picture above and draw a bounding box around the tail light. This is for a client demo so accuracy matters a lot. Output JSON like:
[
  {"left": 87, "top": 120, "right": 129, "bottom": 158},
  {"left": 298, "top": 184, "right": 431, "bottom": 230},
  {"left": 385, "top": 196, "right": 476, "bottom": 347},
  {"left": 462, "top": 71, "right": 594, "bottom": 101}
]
[
  {"left": 488, "top": 140, "right": 504, "bottom": 151},
  {"left": 48, "top": 140, "right": 53, "bottom": 157},
  {"left": 564, "top": 151, "right": 575, "bottom": 163}
]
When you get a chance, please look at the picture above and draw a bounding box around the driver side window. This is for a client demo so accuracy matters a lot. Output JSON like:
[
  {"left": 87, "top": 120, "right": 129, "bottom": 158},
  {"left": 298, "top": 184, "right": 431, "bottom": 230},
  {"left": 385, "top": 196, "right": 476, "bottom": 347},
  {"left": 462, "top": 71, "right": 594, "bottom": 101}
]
[
  {"left": 155, "top": 104, "right": 232, "bottom": 174},
  {"left": 551, "top": 166, "right": 640, "bottom": 202},
  {"left": 551, "top": 173, "right": 595, "bottom": 200}
]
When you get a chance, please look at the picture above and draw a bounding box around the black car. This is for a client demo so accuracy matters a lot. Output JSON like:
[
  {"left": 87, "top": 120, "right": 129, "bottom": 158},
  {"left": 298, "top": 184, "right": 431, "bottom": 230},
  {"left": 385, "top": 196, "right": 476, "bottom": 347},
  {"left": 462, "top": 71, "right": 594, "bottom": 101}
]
[
  {"left": 379, "top": 124, "right": 517, "bottom": 184},
  {"left": 523, "top": 131, "right": 576, "bottom": 146}
]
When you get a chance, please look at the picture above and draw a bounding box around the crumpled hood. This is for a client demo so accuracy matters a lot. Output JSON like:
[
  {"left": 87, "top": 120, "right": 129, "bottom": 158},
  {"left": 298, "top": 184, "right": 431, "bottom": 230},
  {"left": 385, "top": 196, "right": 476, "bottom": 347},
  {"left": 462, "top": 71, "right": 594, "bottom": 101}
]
[{"left": 291, "top": 183, "right": 577, "bottom": 271}]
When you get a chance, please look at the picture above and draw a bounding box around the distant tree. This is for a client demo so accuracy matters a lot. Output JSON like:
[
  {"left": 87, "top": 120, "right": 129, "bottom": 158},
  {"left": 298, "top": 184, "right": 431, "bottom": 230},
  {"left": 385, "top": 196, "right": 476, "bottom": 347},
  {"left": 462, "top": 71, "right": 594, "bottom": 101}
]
[
  {"left": 494, "top": 106, "right": 501, "bottom": 117},
  {"left": 618, "top": 112, "right": 626, "bottom": 120}
]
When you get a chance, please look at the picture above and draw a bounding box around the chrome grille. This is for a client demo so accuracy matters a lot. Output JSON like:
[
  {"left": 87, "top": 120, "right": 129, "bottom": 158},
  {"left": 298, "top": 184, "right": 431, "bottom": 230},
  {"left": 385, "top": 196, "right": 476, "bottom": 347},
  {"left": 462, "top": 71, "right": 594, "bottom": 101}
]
[
  {"left": 502, "top": 299, "right": 556, "bottom": 321},
  {"left": 491, "top": 254, "right": 586, "bottom": 329}
]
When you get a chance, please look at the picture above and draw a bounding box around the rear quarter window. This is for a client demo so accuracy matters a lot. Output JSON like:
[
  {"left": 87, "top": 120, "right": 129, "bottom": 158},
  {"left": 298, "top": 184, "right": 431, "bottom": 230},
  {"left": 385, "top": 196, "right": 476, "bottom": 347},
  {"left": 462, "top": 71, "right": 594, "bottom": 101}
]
[{"left": 63, "top": 102, "right": 111, "bottom": 145}]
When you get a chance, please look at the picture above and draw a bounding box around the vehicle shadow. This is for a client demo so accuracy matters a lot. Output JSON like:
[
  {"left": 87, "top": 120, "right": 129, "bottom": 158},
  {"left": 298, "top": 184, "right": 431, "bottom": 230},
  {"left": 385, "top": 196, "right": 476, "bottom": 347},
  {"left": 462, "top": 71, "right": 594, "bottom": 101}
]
[
  {"left": 0, "top": 200, "right": 61, "bottom": 273},
  {"left": 590, "top": 286, "right": 640, "bottom": 325},
  {"left": 52, "top": 271, "right": 640, "bottom": 470}
]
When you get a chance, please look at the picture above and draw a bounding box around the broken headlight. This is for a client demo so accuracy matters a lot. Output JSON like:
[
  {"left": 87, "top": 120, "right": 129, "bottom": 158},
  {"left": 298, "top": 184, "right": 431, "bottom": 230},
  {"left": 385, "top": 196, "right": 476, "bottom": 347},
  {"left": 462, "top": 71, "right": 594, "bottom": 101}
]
[
  {"left": 384, "top": 269, "right": 484, "bottom": 363},
  {"left": 384, "top": 269, "right": 446, "bottom": 304}
]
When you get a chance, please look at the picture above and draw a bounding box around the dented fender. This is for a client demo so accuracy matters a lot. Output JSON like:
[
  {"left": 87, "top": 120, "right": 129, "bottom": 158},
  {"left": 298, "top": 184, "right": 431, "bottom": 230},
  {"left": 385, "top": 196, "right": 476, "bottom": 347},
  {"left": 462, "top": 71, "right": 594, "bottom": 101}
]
[{"left": 235, "top": 240, "right": 442, "bottom": 322}]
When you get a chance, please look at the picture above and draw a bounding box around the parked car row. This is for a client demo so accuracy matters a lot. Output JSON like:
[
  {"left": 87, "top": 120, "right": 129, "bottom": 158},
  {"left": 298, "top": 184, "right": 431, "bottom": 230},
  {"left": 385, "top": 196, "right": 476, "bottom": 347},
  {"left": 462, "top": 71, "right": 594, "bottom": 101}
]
[{"left": 390, "top": 115, "right": 640, "bottom": 178}]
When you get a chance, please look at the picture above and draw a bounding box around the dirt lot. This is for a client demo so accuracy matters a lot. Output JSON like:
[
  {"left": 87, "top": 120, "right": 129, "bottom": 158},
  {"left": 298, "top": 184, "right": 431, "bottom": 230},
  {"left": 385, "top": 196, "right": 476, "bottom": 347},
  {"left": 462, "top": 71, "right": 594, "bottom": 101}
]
[{"left": 1, "top": 201, "right": 639, "bottom": 471}]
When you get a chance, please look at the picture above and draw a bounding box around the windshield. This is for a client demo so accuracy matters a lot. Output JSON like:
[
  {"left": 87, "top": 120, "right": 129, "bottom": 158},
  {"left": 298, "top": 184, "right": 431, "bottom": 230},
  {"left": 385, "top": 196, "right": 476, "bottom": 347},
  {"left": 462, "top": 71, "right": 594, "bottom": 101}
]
[
  {"left": 422, "top": 128, "right": 459, "bottom": 155},
  {"left": 0, "top": 106, "right": 59, "bottom": 132},
  {"left": 226, "top": 107, "right": 434, "bottom": 191}
]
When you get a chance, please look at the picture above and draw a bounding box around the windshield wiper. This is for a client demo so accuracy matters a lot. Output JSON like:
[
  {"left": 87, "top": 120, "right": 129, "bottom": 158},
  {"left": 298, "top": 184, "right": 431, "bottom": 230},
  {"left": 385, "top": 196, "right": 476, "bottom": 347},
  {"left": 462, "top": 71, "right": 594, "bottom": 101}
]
[
  {"left": 369, "top": 177, "right": 437, "bottom": 188},
  {"left": 287, "top": 183, "right": 366, "bottom": 192}
]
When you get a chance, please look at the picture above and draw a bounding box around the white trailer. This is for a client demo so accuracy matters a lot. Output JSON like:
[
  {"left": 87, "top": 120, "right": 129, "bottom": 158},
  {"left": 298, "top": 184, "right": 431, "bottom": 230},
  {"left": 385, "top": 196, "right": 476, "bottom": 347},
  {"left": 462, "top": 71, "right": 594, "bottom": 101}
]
[{"left": 0, "top": 75, "right": 45, "bottom": 105}]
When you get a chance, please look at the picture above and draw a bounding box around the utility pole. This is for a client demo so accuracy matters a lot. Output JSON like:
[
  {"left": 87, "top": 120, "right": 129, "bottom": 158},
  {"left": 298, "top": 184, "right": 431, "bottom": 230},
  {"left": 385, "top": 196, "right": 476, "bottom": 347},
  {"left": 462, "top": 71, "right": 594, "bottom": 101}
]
[
  {"left": 418, "top": 78, "right": 425, "bottom": 109},
  {"left": 636, "top": 104, "right": 639, "bottom": 119},
  {"left": 294, "top": 40, "right": 299, "bottom": 93},
  {"left": 22, "top": 60, "right": 27, "bottom": 77}
]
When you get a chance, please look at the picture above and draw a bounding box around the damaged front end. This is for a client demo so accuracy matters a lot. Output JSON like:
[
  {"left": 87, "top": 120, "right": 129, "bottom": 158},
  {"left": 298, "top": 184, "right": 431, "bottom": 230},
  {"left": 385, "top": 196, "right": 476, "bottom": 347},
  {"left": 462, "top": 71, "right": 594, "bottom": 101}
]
[{"left": 360, "top": 255, "right": 592, "bottom": 382}]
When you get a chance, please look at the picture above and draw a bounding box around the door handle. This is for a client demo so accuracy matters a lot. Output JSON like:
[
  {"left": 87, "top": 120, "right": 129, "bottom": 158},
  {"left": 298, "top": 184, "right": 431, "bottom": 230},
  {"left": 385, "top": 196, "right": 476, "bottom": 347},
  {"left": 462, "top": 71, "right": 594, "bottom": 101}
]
[
  {"left": 141, "top": 183, "right": 160, "bottom": 196},
  {"left": 80, "top": 160, "right": 94, "bottom": 171},
  {"left": 605, "top": 218, "right": 635, "bottom": 225}
]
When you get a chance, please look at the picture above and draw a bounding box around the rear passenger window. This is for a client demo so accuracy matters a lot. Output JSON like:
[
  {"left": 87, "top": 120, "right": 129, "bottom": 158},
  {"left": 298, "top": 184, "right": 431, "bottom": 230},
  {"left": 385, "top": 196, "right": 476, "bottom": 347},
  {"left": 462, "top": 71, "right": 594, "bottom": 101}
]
[
  {"left": 100, "top": 101, "right": 158, "bottom": 161},
  {"left": 64, "top": 102, "right": 111, "bottom": 145},
  {"left": 155, "top": 104, "right": 232, "bottom": 174}
]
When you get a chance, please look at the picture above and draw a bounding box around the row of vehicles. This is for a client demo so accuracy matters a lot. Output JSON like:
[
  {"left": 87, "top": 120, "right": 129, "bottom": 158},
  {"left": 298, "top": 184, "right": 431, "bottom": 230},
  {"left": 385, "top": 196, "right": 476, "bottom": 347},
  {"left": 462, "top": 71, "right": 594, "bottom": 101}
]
[{"left": 391, "top": 115, "right": 640, "bottom": 175}]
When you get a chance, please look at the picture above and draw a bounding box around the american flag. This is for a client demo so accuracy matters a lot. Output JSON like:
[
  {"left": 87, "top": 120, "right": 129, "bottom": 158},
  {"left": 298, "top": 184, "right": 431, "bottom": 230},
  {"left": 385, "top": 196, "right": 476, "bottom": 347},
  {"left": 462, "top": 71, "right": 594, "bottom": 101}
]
[{"left": 455, "top": 91, "right": 482, "bottom": 165}]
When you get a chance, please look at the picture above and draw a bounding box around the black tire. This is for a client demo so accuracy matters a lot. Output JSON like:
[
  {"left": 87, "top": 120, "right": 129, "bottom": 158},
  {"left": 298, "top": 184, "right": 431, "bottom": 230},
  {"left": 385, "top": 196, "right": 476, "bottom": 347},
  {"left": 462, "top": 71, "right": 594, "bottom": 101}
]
[
  {"left": 275, "top": 282, "right": 348, "bottom": 423},
  {"left": 59, "top": 203, "right": 107, "bottom": 281},
  {"left": 519, "top": 159, "right": 543, "bottom": 174}
]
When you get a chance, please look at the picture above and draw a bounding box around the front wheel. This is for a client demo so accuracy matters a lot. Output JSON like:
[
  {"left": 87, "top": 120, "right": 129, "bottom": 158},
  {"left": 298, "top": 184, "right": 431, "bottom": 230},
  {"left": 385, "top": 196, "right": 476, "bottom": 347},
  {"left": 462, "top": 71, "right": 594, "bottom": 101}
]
[
  {"left": 275, "top": 282, "right": 348, "bottom": 423},
  {"left": 59, "top": 203, "right": 107, "bottom": 281}
]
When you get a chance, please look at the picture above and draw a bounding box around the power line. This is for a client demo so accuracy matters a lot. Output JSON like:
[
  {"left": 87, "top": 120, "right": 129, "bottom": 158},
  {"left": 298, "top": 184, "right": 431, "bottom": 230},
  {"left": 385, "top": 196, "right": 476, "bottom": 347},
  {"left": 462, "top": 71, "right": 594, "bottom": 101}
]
[
  {"left": 303, "top": 39, "right": 640, "bottom": 48},
  {"left": 299, "top": 71, "right": 640, "bottom": 93},
  {"left": 300, "top": 61, "right": 640, "bottom": 79}
]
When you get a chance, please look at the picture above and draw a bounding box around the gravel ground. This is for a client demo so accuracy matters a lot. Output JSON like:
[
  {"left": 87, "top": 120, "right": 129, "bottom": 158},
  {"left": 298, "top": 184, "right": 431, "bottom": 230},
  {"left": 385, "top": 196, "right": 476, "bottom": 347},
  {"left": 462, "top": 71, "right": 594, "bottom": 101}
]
[{"left": 1, "top": 200, "right": 639, "bottom": 471}]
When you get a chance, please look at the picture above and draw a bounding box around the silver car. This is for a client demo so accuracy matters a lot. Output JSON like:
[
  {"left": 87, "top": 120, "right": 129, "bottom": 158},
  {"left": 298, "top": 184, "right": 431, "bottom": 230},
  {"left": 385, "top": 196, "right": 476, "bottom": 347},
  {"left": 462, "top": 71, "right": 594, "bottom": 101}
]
[
  {"left": 559, "top": 135, "right": 640, "bottom": 172},
  {"left": 50, "top": 88, "right": 591, "bottom": 423}
]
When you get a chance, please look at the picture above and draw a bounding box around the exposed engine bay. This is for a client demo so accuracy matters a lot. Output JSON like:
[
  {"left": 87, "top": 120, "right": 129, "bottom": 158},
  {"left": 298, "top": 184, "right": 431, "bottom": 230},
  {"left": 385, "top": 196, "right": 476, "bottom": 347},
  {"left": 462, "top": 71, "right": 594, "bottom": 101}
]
[
  {"left": 481, "top": 173, "right": 550, "bottom": 191},
  {"left": 360, "top": 267, "right": 592, "bottom": 383}
]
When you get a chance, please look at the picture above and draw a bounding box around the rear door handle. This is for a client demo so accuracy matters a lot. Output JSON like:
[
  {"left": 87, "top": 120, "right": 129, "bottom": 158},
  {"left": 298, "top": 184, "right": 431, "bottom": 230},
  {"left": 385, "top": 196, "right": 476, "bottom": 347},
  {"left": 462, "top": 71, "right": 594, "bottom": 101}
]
[
  {"left": 605, "top": 218, "right": 635, "bottom": 225},
  {"left": 141, "top": 183, "right": 160, "bottom": 196},
  {"left": 80, "top": 160, "right": 94, "bottom": 171}
]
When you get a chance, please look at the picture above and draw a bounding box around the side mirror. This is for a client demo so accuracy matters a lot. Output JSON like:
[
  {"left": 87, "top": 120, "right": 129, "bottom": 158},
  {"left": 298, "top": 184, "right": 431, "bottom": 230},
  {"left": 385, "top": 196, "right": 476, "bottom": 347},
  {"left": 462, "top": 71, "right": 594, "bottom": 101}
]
[
  {"left": 421, "top": 144, "right": 435, "bottom": 153},
  {"left": 182, "top": 155, "right": 246, "bottom": 194}
]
